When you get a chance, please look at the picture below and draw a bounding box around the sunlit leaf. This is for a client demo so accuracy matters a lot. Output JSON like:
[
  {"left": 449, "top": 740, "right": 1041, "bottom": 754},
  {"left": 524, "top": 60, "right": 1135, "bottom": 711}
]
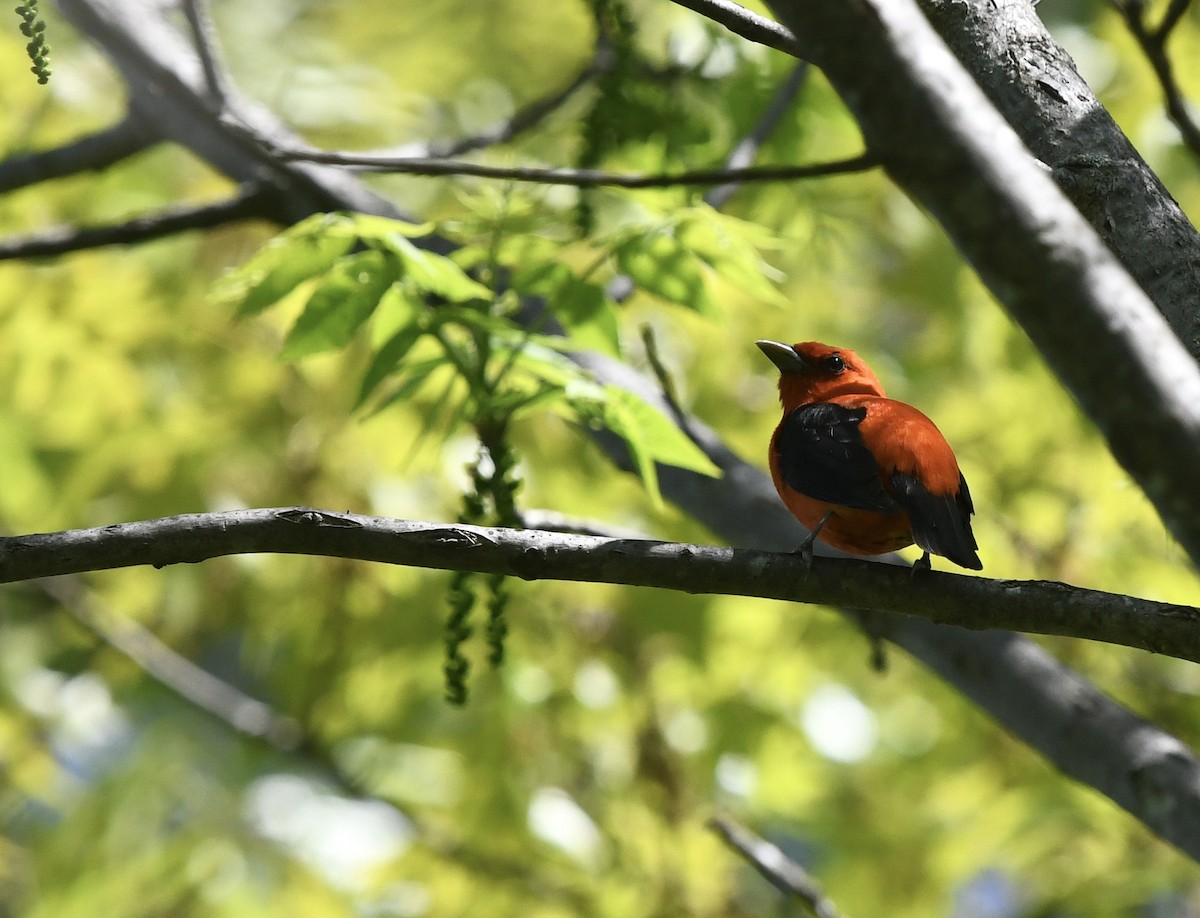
[
  {"left": 369, "top": 356, "right": 450, "bottom": 416},
  {"left": 357, "top": 322, "right": 429, "bottom": 408},
  {"left": 341, "top": 213, "right": 432, "bottom": 240},
  {"left": 281, "top": 250, "right": 396, "bottom": 359},
  {"left": 369, "top": 232, "right": 492, "bottom": 303},
  {"left": 514, "top": 262, "right": 621, "bottom": 356},
  {"left": 615, "top": 232, "right": 719, "bottom": 317},
  {"left": 601, "top": 385, "right": 722, "bottom": 479},
  {"left": 675, "top": 210, "right": 785, "bottom": 304},
  {"left": 212, "top": 214, "right": 357, "bottom": 317}
]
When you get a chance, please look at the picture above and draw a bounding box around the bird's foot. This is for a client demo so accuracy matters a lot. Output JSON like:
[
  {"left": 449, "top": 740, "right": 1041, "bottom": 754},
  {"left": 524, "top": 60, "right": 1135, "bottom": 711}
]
[
  {"left": 910, "top": 551, "right": 932, "bottom": 577},
  {"left": 790, "top": 511, "right": 833, "bottom": 578}
]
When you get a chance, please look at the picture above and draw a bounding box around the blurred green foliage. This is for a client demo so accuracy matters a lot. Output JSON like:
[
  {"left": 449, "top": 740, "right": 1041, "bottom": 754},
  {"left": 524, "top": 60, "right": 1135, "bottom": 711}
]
[{"left": 2, "top": 0, "right": 1200, "bottom": 915}]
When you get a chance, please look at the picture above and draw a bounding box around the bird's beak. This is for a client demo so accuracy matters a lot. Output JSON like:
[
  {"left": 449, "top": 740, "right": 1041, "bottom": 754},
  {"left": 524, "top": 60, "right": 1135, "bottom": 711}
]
[{"left": 755, "top": 339, "right": 806, "bottom": 374}]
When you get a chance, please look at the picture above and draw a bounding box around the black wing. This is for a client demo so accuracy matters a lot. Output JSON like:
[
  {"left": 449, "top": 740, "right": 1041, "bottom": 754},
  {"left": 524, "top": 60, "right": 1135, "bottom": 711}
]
[
  {"left": 774, "top": 402, "right": 899, "bottom": 512},
  {"left": 891, "top": 470, "right": 982, "bottom": 570}
]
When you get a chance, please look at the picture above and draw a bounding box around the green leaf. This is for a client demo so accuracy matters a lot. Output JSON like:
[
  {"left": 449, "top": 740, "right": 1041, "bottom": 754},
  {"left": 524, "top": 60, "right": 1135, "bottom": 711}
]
[
  {"left": 615, "top": 232, "right": 719, "bottom": 317},
  {"left": 281, "top": 250, "right": 396, "bottom": 359},
  {"left": 369, "top": 357, "right": 449, "bottom": 417},
  {"left": 561, "top": 381, "right": 721, "bottom": 507},
  {"left": 601, "top": 386, "right": 722, "bottom": 478},
  {"left": 357, "top": 322, "right": 429, "bottom": 408},
  {"left": 514, "top": 262, "right": 621, "bottom": 356},
  {"left": 675, "top": 211, "right": 785, "bottom": 304},
  {"left": 212, "top": 213, "right": 357, "bottom": 317},
  {"left": 340, "top": 213, "right": 432, "bottom": 240},
  {"left": 369, "top": 232, "right": 493, "bottom": 303}
]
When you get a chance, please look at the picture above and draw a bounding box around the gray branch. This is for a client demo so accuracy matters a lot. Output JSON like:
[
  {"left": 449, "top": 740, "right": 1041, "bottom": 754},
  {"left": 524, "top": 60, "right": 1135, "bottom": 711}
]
[
  {"left": 668, "top": 0, "right": 801, "bottom": 56},
  {"left": 0, "top": 112, "right": 159, "bottom": 193},
  {"left": 0, "top": 184, "right": 276, "bottom": 260},
  {"left": 669, "top": 0, "right": 1200, "bottom": 361},
  {"left": 2, "top": 509, "right": 1199, "bottom": 665},
  {"left": 708, "top": 814, "right": 843, "bottom": 918},
  {"left": 35, "top": 574, "right": 302, "bottom": 749},
  {"left": 705, "top": 61, "right": 810, "bottom": 209},
  {"left": 275, "top": 148, "right": 877, "bottom": 188}
]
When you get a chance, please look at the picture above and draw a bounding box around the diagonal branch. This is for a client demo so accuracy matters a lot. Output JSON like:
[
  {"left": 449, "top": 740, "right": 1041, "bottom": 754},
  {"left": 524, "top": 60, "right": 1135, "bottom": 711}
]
[
  {"left": 705, "top": 61, "right": 810, "bottom": 209},
  {"left": 668, "top": 0, "right": 1200, "bottom": 367},
  {"left": 0, "top": 183, "right": 279, "bottom": 260},
  {"left": 181, "top": 0, "right": 231, "bottom": 108},
  {"left": 708, "top": 814, "right": 844, "bottom": 918},
  {"left": 34, "top": 574, "right": 303, "bottom": 749},
  {"left": 2, "top": 509, "right": 1199, "bottom": 665},
  {"left": 391, "top": 47, "right": 608, "bottom": 160},
  {"left": 667, "top": 0, "right": 801, "bottom": 56},
  {"left": 1112, "top": 0, "right": 1200, "bottom": 161},
  {"left": 0, "top": 112, "right": 159, "bottom": 193}
]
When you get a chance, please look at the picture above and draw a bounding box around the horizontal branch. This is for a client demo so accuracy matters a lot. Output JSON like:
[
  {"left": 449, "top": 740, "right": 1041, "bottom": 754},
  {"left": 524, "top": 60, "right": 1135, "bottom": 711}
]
[
  {"left": 2, "top": 509, "right": 1198, "bottom": 664},
  {"left": 274, "top": 148, "right": 878, "bottom": 188},
  {"left": 0, "top": 184, "right": 278, "bottom": 260}
]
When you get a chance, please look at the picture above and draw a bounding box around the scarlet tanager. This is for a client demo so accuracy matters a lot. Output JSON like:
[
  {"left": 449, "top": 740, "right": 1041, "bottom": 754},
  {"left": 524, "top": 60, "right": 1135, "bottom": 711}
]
[{"left": 757, "top": 339, "right": 981, "bottom": 571}]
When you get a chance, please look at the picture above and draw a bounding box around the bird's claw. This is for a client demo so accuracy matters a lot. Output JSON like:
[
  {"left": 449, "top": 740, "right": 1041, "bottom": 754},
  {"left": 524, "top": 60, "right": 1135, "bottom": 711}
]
[
  {"left": 910, "top": 551, "right": 932, "bottom": 577},
  {"left": 792, "top": 535, "right": 817, "bottom": 577}
]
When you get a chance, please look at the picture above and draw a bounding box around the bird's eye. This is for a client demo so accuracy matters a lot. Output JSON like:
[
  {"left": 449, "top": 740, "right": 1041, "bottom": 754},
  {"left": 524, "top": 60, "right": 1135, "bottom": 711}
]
[{"left": 823, "top": 354, "right": 846, "bottom": 374}]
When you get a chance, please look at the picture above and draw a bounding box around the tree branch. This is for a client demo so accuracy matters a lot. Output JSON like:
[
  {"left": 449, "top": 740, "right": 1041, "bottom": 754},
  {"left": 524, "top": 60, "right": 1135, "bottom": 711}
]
[
  {"left": 708, "top": 814, "right": 844, "bottom": 918},
  {"left": 668, "top": 0, "right": 1200, "bottom": 370},
  {"left": 1112, "top": 0, "right": 1200, "bottom": 161},
  {"left": 34, "top": 574, "right": 303, "bottom": 749},
  {"left": 0, "top": 112, "right": 159, "bottom": 193},
  {"left": 181, "top": 0, "right": 231, "bottom": 108},
  {"left": 2, "top": 509, "right": 1199, "bottom": 664},
  {"left": 705, "top": 61, "right": 809, "bottom": 209},
  {"left": 274, "top": 148, "right": 878, "bottom": 188},
  {"left": 0, "top": 183, "right": 278, "bottom": 260},
  {"left": 390, "top": 48, "right": 608, "bottom": 159},
  {"left": 667, "top": 0, "right": 801, "bottom": 56},
  {"left": 916, "top": 0, "right": 1200, "bottom": 356},
  {"left": 56, "top": 0, "right": 401, "bottom": 222}
]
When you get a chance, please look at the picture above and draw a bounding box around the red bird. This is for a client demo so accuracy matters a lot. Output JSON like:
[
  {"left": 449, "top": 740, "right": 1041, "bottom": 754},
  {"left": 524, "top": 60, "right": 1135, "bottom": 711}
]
[{"left": 757, "top": 340, "right": 981, "bottom": 570}]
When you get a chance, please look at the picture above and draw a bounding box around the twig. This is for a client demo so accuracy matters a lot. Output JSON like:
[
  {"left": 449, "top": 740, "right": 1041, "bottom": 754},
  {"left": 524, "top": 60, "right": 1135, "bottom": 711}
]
[
  {"left": 4, "top": 509, "right": 1200, "bottom": 667},
  {"left": 274, "top": 148, "right": 878, "bottom": 188},
  {"left": 640, "top": 324, "right": 695, "bottom": 438},
  {"left": 181, "top": 0, "right": 230, "bottom": 108},
  {"left": 668, "top": 0, "right": 802, "bottom": 57},
  {"left": 34, "top": 575, "right": 303, "bottom": 749},
  {"left": 0, "top": 113, "right": 159, "bottom": 193},
  {"left": 1157, "top": 0, "right": 1194, "bottom": 38},
  {"left": 1112, "top": 0, "right": 1200, "bottom": 160},
  {"left": 394, "top": 51, "right": 608, "bottom": 159},
  {"left": 708, "top": 814, "right": 844, "bottom": 918},
  {"left": 706, "top": 61, "right": 810, "bottom": 209},
  {"left": 0, "top": 184, "right": 277, "bottom": 260}
]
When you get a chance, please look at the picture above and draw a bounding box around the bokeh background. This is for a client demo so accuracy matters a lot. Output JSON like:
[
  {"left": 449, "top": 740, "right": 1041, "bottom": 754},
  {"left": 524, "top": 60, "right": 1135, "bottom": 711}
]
[{"left": 2, "top": 0, "right": 1200, "bottom": 914}]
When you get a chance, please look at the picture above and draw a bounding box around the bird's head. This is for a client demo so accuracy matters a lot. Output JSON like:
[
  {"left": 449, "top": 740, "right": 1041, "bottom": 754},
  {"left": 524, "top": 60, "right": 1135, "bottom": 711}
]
[{"left": 755, "top": 340, "right": 887, "bottom": 407}]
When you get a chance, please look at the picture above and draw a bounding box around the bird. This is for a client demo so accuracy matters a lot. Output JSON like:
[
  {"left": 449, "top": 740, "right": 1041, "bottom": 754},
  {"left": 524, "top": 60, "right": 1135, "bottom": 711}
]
[{"left": 756, "top": 339, "right": 981, "bottom": 571}]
